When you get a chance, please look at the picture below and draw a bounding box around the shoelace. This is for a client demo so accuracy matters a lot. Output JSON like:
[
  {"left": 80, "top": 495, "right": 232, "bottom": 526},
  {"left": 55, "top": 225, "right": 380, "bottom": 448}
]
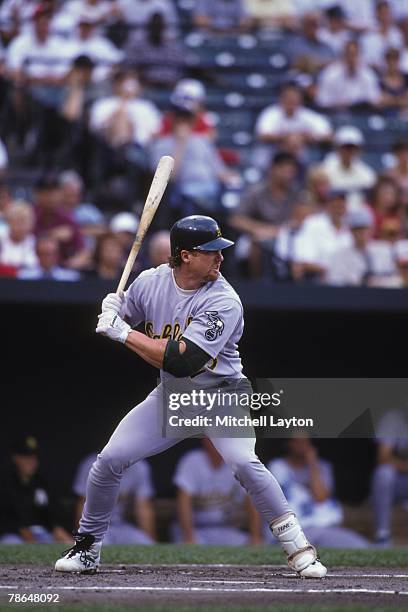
[{"left": 62, "top": 535, "right": 95, "bottom": 565}]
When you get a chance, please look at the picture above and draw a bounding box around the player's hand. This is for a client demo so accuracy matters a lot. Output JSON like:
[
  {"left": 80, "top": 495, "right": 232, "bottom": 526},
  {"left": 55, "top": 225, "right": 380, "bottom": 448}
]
[
  {"left": 101, "top": 292, "right": 125, "bottom": 315},
  {"left": 96, "top": 310, "right": 131, "bottom": 344}
]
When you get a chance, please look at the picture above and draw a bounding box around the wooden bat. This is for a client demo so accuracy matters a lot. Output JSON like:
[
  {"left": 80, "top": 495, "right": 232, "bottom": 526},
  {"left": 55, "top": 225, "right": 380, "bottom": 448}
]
[{"left": 116, "top": 155, "right": 174, "bottom": 294}]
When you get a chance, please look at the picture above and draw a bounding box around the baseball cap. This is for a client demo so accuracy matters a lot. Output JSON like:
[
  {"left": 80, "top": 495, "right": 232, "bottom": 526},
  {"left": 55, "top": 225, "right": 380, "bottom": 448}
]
[
  {"left": 110, "top": 212, "right": 139, "bottom": 233},
  {"left": 327, "top": 187, "right": 347, "bottom": 200},
  {"left": 74, "top": 204, "right": 105, "bottom": 227},
  {"left": 395, "top": 240, "right": 408, "bottom": 263},
  {"left": 11, "top": 434, "right": 39, "bottom": 455},
  {"left": 334, "top": 126, "right": 364, "bottom": 147},
  {"left": 170, "top": 79, "right": 206, "bottom": 113},
  {"left": 346, "top": 208, "right": 374, "bottom": 229}
]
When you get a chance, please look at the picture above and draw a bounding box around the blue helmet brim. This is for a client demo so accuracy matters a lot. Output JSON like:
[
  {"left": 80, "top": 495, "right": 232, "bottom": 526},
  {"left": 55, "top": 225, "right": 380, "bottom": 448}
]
[{"left": 195, "top": 237, "right": 234, "bottom": 251}]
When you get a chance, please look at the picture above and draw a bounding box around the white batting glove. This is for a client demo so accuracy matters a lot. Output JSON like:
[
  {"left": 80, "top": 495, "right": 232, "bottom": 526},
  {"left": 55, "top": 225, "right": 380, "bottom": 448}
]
[
  {"left": 101, "top": 292, "right": 125, "bottom": 316},
  {"left": 96, "top": 310, "right": 131, "bottom": 344}
]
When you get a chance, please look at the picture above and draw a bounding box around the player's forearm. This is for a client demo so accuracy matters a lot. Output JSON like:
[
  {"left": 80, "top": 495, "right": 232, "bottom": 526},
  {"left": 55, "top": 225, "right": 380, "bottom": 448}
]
[
  {"left": 125, "top": 331, "right": 168, "bottom": 369},
  {"left": 135, "top": 499, "right": 157, "bottom": 541},
  {"left": 177, "top": 490, "right": 196, "bottom": 543}
]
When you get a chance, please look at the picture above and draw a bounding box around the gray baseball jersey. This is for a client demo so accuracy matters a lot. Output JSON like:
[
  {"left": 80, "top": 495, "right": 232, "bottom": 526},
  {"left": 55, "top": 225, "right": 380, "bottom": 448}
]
[{"left": 123, "top": 264, "right": 244, "bottom": 381}]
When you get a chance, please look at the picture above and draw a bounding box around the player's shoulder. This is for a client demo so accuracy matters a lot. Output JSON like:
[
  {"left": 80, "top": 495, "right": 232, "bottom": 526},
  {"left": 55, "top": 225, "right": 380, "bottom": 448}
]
[
  {"left": 134, "top": 264, "right": 171, "bottom": 284},
  {"left": 203, "top": 274, "right": 243, "bottom": 309}
]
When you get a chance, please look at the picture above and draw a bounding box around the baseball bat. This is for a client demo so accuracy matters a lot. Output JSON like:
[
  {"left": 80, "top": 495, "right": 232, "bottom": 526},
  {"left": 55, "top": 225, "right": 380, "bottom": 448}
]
[{"left": 116, "top": 155, "right": 174, "bottom": 294}]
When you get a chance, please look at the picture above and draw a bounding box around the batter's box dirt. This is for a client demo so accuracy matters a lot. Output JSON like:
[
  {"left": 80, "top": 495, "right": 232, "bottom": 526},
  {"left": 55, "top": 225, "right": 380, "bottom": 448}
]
[{"left": 0, "top": 565, "right": 407, "bottom": 607}]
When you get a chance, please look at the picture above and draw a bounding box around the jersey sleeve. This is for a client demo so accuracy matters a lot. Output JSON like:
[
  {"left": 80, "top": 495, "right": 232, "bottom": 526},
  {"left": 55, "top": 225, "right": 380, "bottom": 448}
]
[
  {"left": 130, "top": 461, "right": 154, "bottom": 499},
  {"left": 181, "top": 297, "right": 242, "bottom": 359},
  {"left": 173, "top": 452, "right": 200, "bottom": 494}
]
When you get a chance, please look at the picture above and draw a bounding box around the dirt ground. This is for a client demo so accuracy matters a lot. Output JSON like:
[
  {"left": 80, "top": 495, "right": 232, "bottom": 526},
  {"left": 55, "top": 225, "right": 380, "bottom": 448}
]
[{"left": 0, "top": 564, "right": 407, "bottom": 608}]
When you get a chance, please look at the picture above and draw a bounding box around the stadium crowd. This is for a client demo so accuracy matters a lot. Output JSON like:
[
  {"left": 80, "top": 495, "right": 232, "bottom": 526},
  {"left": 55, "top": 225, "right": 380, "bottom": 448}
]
[{"left": 0, "top": 0, "right": 408, "bottom": 286}]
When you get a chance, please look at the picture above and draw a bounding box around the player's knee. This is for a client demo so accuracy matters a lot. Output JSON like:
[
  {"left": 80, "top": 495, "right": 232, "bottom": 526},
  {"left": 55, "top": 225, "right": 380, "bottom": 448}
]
[
  {"left": 95, "top": 449, "right": 130, "bottom": 479},
  {"left": 223, "top": 452, "right": 259, "bottom": 475}
]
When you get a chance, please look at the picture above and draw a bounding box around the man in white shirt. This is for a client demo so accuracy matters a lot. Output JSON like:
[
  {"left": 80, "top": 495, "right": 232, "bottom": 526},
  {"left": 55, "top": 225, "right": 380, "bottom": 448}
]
[
  {"left": 321, "top": 126, "right": 376, "bottom": 209},
  {"left": 6, "top": 3, "right": 70, "bottom": 85},
  {"left": 255, "top": 81, "right": 332, "bottom": 162},
  {"left": 18, "top": 234, "right": 80, "bottom": 281},
  {"left": 293, "top": 189, "right": 352, "bottom": 282},
  {"left": 316, "top": 39, "right": 381, "bottom": 109},
  {"left": 360, "top": 0, "right": 403, "bottom": 69},
  {"left": 326, "top": 208, "right": 396, "bottom": 286},
  {"left": 89, "top": 71, "right": 161, "bottom": 148},
  {"left": 66, "top": 10, "right": 124, "bottom": 80}
]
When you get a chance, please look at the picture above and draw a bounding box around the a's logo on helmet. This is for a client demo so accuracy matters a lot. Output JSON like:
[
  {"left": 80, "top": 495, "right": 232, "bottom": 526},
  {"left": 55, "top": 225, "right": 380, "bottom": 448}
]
[
  {"left": 204, "top": 311, "right": 224, "bottom": 341},
  {"left": 215, "top": 228, "right": 222, "bottom": 238}
]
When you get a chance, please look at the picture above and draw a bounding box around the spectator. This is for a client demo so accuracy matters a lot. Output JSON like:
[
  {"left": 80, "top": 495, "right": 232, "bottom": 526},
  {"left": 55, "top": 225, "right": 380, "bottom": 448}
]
[
  {"left": 263, "top": 433, "right": 370, "bottom": 548},
  {"left": 386, "top": 140, "right": 408, "bottom": 197},
  {"left": 116, "top": 0, "right": 179, "bottom": 43},
  {"left": 377, "top": 216, "right": 404, "bottom": 244},
  {"left": 18, "top": 234, "right": 81, "bottom": 280},
  {"left": 193, "top": 0, "right": 251, "bottom": 34},
  {"left": 86, "top": 232, "right": 125, "bottom": 280},
  {"left": 360, "top": 0, "right": 403, "bottom": 70},
  {"left": 318, "top": 5, "right": 351, "bottom": 56},
  {"left": 330, "top": 0, "right": 376, "bottom": 32},
  {"left": 255, "top": 81, "right": 332, "bottom": 166},
  {"left": 266, "top": 201, "right": 315, "bottom": 282},
  {"left": 230, "top": 152, "right": 302, "bottom": 277},
  {"left": 245, "top": 0, "right": 296, "bottom": 31},
  {"left": 58, "top": 0, "right": 116, "bottom": 31},
  {"left": 160, "top": 79, "right": 216, "bottom": 140},
  {"left": 32, "top": 175, "right": 85, "bottom": 265},
  {"left": 0, "top": 434, "right": 72, "bottom": 544},
  {"left": 0, "top": 200, "right": 38, "bottom": 270},
  {"left": 149, "top": 102, "right": 235, "bottom": 219},
  {"left": 400, "top": 17, "right": 408, "bottom": 73},
  {"left": 371, "top": 409, "right": 408, "bottom": 545},
  {"left": 378, "top": 47, "right": 408, "bottom": 115},
  {"left": 0, "top": 183, "right": 13, "bottom": 237},
  {"left": 326, "top": 208, "right": 396, "bottom": 286},
  {"left": 194, "top": 0, "right": 250, "bottom": 34},
  {"left": 172, "top": 439, "right": 259, "bottom": 545},
  {"left": 368, "top": 176, "right": 402, "bottom": 238},
  {"left": 321, "top": 126, "right": 376, "bottom": 209},
  {"left": 286, "top": 11, "right": 335, "bottom": 75},
  {"left": 73, "top": 453, "right": 156, "bottom": 544},
  {"left": 293, "top": 188, "right": 352, "bottom": 283},
  {"left": 147, "top": 230, "right": 171, "bottom": 267},
  {"left": 305, "top": 165, "right": 332, "bottom": 208},
  {"left": 316, "top": 39, "right": 381, "bottom": 110},
  {"left": 125, "top": 12, "right": 185, "bottom": 87},
  {"left": 66, "top": 10, "right": 124, "bottom": 80},
  {"left": 89, "top": 70, "right": 160, "bottom": 149},
  {"left": 109, "top": 211, "right": 139, "bottom": 254},
  {"left": 60, "top": 54, "right": 99, "bottom": 124},
  {"left": 5, "top": 3, "right": 70, "bottom": 99},
  {"left": 374, "top": 239, "right": 408, "bottom": 287}
]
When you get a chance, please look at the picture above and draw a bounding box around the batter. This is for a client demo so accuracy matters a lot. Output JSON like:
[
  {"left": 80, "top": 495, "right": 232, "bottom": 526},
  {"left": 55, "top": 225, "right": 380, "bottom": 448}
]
[{"left": 55, "top": 215, "right": 327, "bottom": 578}]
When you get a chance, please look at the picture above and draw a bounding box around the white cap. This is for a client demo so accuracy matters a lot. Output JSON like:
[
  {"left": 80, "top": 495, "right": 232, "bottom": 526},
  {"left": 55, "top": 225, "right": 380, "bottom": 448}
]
[
  {"left": 395, "top": 240, "right": 408, "bottom": 262},
  {"left": 334, "top": 126, "right": 364, "bottom": 147},
  {"left": 173, "top": 79, "right": 206, "bottom": 101},
  {"left": 110, "top": 212, "right": 139, "bottom": 233}
]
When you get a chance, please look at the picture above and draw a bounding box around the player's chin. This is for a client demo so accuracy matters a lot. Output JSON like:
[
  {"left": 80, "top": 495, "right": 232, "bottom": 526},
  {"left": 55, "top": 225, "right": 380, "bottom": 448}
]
[{"left": 206, "top": 269, "right": 220, "bottom": 281}]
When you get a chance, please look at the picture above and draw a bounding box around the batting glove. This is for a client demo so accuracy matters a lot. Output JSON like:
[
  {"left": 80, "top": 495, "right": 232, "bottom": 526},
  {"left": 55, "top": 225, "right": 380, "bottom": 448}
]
[
  {"left": 96, "top": 310, "right": 131, "bottom": 344},
  {"left": 101, "top": 291, "right": 125, "bottom": 316}
]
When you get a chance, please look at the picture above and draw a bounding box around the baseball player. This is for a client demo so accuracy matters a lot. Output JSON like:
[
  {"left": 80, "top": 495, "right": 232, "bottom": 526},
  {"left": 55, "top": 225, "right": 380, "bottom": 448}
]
[{"left": 55, "top": 215, "right": 327, "bottom": 578}]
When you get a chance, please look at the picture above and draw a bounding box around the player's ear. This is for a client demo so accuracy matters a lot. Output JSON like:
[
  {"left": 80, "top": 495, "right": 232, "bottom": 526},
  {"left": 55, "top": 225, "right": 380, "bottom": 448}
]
[{"left": 180, "top": 249, "right": 191, "bottom": 264}]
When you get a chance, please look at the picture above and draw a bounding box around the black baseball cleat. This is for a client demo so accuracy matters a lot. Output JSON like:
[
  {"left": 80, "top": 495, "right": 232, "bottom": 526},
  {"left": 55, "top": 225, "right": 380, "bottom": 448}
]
[{"left": 55, "top": 532, "right": 101, "bottom": 573}]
